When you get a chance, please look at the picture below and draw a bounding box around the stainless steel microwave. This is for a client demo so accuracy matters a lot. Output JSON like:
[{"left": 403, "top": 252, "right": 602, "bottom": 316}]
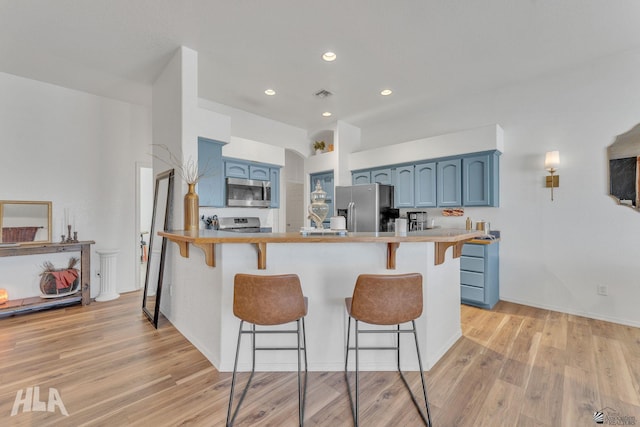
[{"left": 226, "top": 177, "right": 271, "bottom": 208}]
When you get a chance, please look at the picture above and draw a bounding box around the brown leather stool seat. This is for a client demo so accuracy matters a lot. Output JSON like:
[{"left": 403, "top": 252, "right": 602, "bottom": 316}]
[
  {"left": 227, "top": 274, "right": 308, "bottom": 426},
  {"left": 344, "top": 273, "right": 432, "bottom": 426}
]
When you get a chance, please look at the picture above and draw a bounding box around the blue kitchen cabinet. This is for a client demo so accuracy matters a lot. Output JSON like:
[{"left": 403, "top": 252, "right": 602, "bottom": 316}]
[
  {"left": 352, "top": 168, "right": 392, "bottom": 185},
  {"left": 460, "top": 242, "right": 499, "bottom": 309},
  {"left": 414, "top": 162, "right": 437, "bottom": 207},
  {"left": 197, "top": 137, "right": 225, "bottom": 207},
  {"left": 437, "top": 159, "right": 462, "bottom": 207},
  {"left": 394, "top": 165, "right": 414, "bottom": 208},
  {"left": 352, "top": 171, "right": 371, "bottom": 185},
  {"left": 310, "top": 171, "right": 334, "bottom": 225},
  {"left": 249, "top": 165, "right": 270, "bottom": 181},
  {"left": 270, "top": 167, "right": 280, "bottom": 208},
  {"left": 371, "top": 168, "right": 393, "bottom": 185},
  {"left": 463, "top": 152, "right": 500, "bottom": 207},
  {"left": 225, "top": 160, "right": 249, "bottom": 178}
]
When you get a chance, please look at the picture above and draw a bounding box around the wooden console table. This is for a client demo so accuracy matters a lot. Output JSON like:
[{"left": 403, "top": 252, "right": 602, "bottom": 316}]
[{"left": 0, "top": 241, "right": 95, "bottom": 318}]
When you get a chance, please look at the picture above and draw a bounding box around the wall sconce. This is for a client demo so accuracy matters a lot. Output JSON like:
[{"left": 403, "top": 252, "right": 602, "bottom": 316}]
[
  {"left": 545, "top": 151, "right": 560, "bottom": 201},
  {"left": 0, "top": 288, "right": 8, "bottom": 304}
]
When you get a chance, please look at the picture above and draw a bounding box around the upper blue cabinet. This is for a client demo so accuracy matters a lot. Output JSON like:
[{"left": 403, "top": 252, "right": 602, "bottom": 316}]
[
  {"left": 395, "top": 165, "right": 416, "bottom": 208},
  {"left": 437, "top": 159, "right": 462, "bottom": 207},
  {"left": 351, "top": 150, "right": 500, "bottom": 208},
  {"left": 414, "top": 162, "right": 437, "bottom": 207},
  {"left": 197, "top": 137, "right": 225, "bottom": 207},
  {"left": 462, "top": 152, "right": 500, "bottom": 207},
  {"left": 249, "top": 165, "right": 270, "bottom": 181},
  {"left": 352, "top": 167, "right": 393, "bottom": 185},
  {"left": 371, "top": 168, "right": 393, "bottom": 185},
  {"left": 225, "top": 160, "right": 250, "bottom": 178}
]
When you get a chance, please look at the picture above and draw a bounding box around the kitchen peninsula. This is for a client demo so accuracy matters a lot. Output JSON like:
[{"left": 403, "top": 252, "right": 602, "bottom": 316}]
[{"left": 160, "top": 228, "right": 482, "bottom": 372}]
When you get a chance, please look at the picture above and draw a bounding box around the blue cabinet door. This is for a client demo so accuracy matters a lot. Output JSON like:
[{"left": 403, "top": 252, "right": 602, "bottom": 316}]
[
  {"left": 371, "top": 168, "right": 393, "bottom": 185},
  {"left": 395, "top": 166, "right": 415, "bottom": 208},
  {"left": 225, "top": 160, "right": 249, "bottom": 178},
  {"left": 437, "top": 159, "right": 462, "bottom": 207},
  {"left": 250, "top": 165, "right": 270, "bottom": 181},
  {"left": 352, "top": 171, "right": 371, "bottom": 185},
  {"left": 415, "top": 162, "right": 437, "bottom": 207},
  {"left": 463, "top": 152, "right": 499, "bottom": 207},
  {"left": 270, "top": 168, "right": 280, "bottom": 208},
  {"left": 197, "top": 137, "right": 225, "bottom": 207}
]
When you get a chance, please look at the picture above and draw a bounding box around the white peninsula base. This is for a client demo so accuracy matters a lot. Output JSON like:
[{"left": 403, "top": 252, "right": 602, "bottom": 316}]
[{"left": 164, "top": 236, "right": 465, "bottom": 373}]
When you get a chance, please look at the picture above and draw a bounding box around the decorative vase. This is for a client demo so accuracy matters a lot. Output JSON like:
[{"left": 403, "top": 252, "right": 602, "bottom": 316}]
[
  {"left": 184, "top": 183, "right": 199, "bottom": 232},
  {"left": 308, "top": 180, "right": 329, "bottom": 229}
]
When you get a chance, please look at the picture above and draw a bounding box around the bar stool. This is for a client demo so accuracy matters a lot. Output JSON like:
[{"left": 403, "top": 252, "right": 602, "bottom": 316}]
[
  {"left": 344, "top": 273, "right": 432, "bottom": 426},
  {"left": 226, "top": 273, "right": 308, "bottom": 427}
]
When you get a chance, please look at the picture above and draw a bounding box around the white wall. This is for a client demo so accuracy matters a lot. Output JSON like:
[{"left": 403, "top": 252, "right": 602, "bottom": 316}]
[
  {"left": 198, "top": 98, "right": 308, "bottom": 155},
  {"left": 362, "top": 49, "right": 640, "bottom": 327},
  {"left": 0, "top": 71, "right": 151, "bottom": 298}
]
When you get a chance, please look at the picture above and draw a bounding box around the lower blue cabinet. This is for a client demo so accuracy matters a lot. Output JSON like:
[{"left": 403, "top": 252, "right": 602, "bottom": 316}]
[{"left": 460, "top": 241, "right": 499, "bottom": 309}]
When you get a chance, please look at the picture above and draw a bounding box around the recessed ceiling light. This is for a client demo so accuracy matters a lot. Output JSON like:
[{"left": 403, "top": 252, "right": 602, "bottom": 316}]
[
  {"left": 264, "top": 89, "right": 276, "bottom": 96},
  {"left": 322, "top": 112, "right": 332, "bottom": 117},
  {"left": 322, "top": 52, "right": 336, "bottom": 62},
  {"left": 380, "top": 89, "right": 393, "bottom": 96}
]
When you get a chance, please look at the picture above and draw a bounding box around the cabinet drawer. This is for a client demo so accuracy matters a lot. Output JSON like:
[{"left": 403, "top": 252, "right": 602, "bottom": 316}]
[
  {"left": 461, "top": 244, "right": 484, "bottom": 257},
  {"left": 460, "top": 256, "right": 484, "bottom": 273},
  {"left": 461, "top": 284, "right": 485, "bottom": 302},
  {"left": 461, "top": 271, "right": 485, "bottom": 287}
]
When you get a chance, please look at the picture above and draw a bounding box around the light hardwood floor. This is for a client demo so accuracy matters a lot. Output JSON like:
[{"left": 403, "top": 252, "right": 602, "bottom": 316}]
[{"left": 1, "top": 292, "right": 639, "bottom": 426}]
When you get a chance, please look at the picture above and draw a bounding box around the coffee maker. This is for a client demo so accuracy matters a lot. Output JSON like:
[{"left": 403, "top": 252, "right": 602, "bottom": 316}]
[
  {"left": 407, "top": 211, "right": 428, "bottom": 231},
  {"left": 380, "top": 208, "right": 400, "bottom": 232}
]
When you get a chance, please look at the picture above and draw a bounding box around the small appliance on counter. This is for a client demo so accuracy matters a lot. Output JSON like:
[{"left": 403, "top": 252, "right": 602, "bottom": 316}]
[{"left": 407, "top": 211, "right": 429, "bottom": 231}]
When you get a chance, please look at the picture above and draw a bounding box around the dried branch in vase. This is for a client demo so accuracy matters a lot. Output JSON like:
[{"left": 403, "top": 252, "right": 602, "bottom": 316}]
[{"left": 150, "top": 144, "right": 216, "bottom": 184}]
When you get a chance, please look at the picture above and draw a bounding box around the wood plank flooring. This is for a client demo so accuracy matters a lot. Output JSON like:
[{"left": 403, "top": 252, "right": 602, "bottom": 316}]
[{"left": 1, "top": 292, "right": 638, "bottom": 426}]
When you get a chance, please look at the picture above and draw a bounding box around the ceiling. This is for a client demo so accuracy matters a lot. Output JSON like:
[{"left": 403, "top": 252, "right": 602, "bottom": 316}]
[{"left": 2, "top": 0, "right": 640, "bottom": 131}]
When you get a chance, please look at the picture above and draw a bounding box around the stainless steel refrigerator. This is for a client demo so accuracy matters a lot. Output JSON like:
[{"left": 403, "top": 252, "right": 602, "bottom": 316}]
[{"left": 335, "top": 183, "right": 395, "bottom": 232}]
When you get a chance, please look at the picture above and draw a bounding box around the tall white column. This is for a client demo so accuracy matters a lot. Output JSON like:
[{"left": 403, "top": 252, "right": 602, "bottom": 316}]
[{"left": 95, "top": 249, "right": 120, "bottom": 302}]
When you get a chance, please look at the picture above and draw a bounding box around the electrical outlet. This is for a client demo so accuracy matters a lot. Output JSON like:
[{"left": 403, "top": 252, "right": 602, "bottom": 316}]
[{"left": 597, "top": 285, "right": 608, "bottom": 296}]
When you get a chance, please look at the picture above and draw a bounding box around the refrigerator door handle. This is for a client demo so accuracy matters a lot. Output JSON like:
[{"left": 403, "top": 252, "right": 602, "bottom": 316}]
[{"left": 347, "top": 202, "right": 355, "bottom": 232}]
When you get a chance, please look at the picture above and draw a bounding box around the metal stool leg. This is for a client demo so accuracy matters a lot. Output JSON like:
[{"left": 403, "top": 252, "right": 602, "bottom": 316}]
[
  {"left": 297, "top": 318, "right": 308, "bottom": 426},
  {"left": 411, "top": 320, "right": 432, "bottom": 426},
  {"left": 344, "top": 316, "right": 358, "bottom": 426},
  {"left": 227, "top": 321, "right": 258, "bottom": 427}
]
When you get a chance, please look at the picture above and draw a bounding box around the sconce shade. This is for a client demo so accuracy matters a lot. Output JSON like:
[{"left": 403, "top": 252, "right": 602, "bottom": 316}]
[
  {"left": 545, "top": 151, "right": 560, "bottom": 170},
  {"left": 0, "top": 288, "right": 8, "bottom": 304}
]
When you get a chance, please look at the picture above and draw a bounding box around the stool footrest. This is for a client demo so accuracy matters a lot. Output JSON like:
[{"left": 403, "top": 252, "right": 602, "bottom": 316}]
[
  {"left": 348, "top": 346, "right": 399, "bottom": 351},
  {"left": 357, "top": 328, "right": 415, "bottom": 334},
  {"left": 256, "top": 346, "right": 307, "bottom": 351}
]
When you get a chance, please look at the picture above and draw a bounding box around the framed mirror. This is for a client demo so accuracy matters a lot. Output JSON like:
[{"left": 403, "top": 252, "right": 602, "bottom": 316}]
[
  {"left": 142, "top": 169, "right": 174, "bottom": 328},
  {"left": 608, "top": 123, "right": 640, "bottom": 211},
  {"left": 0, "top": 200, "right": 52, "bottom": 244}
]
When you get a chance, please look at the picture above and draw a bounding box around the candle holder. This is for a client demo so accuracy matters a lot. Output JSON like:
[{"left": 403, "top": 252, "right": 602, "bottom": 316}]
[{"left": 61, "top": 225, "right": 79, "bottom": 243}]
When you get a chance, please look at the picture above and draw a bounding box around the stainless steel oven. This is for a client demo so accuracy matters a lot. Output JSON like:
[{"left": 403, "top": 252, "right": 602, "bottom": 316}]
[
  {"left": 226, "top": 177, "right": 271, "bottom": 208},
  {"left": 218, "top": 217, "right": 261, "bottom": 233}
]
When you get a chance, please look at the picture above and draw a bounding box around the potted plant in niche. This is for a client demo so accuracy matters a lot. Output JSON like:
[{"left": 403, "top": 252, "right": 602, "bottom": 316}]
[{"left": 313, "top": 140, "right": 325, "bottom": 155}]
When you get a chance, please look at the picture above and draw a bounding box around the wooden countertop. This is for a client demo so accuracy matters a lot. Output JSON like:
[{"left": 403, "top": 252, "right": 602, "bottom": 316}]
[{"left": 159, "top": 229, "right": 484, "bottom": 270}]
